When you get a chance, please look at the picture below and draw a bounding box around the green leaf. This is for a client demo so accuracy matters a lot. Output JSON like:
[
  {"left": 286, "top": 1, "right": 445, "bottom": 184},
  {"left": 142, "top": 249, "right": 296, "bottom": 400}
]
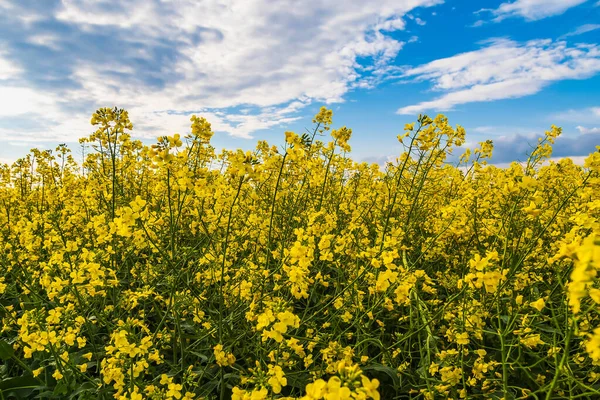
[
  {"left": 0, "top": 340, "right": 14, "bottom": 360},
  {"left": 197, "top": 380, "right": 219, "bottom": 397},
  {"left": 534, "top": 323, "right": 561, "bottom": 334},
  {"left": 285, "top": 373, "right": 307, "bottom": 390},
  {"left": 4, "top": 387, "right": 35, "bottom": 399},
  {"left": 0, "top": 376, "right": 40, "bottom": 392},
  {"left": 188, "top": 351, "right": 209, "bottom": 364},
  {"left": 222, "top": 373, "right": 240, "bottom": 381},
  {"left": 53, "top": 379, "right": 69, "bottom": 396},
  {"left": 33, "top": 389, "right": 58, "bottom": 399},
  {"left": 362, "top": 364, "right": 400, "bottom": 388},
  {"left": 69, "top": 382, "right": 97, "bottom": 399}
]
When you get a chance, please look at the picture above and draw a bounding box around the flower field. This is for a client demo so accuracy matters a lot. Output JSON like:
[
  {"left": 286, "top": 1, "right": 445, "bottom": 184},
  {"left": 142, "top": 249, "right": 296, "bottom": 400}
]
[{"left": 1, "top": 106, "right": 600, "bottom": 399}]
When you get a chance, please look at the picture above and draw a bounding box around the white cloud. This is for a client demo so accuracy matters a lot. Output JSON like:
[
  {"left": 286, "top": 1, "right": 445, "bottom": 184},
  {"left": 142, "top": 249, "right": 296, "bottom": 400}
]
[
  {"left": 55, "top": 0, "right": 160, "bottom": 31},
  {"left": 396, "top": 39, "right": 600, "bottom": 114},
  {"left": 0, "top": 50, "right": 21, "bottom": 80},
  {"left": 27, "top": 34, "right": 62, "bottom": 50},
  {"left": 398, "top": 78, "right": 544, "bottom": 115},
  {"left": 576, "top": 125, "right": 600, "bottom": 134},
  {"left": 57, "top": 0, "right": 440, "bottom": 109},
  {"left": 0, "top": 0, "right": 443, "bottom": 143},
  {"left": 0, "top": 87, "right": 59, "bottom": 116},
  {"left": 561, "top": 24, "right": 600, "bottom": 38},
  {"left": 0, "top": 0, "right": 13, "bottom": 14},
  {"left": 471, "top": 126, "right": 495, "bottom": 134},
  {"left": 375, "top": 17, "right": 406, "bottom": 31},
  {"left": 0, "top": 0, "right": 47, "bottom": 24},
  {"left": 469, "top": 125, "right": 539, "bottom": 137},
  {"left": 405, "top": 13, "right": 427, "bottom": 26},
  {"left": 126, "top": 108, "right": 303, "bottom": 141},
  {"left": 481, "top": 0, "right": 587, "bottom": 22},
  {"left": 553, "top": 106, "right": 600, "bottom": 123}
]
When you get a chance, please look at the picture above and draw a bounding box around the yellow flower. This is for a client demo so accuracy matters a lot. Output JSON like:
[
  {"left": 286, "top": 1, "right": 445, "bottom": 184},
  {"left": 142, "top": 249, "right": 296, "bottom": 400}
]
[
  {"left": 160, "top": 374, "right": 170, "bottom": 385},
  {"left": 268, "top": 365, "right": 287, "bottom": 394},
  {"left": 520, "top": 334, "right": 545, "bottom": 349},
  {"left": 23, "top": 346, "right": 34, "bottom": 359},
  {"left": 285, "top": 131, "right": 298, "bottom": 144},
  {"left": 52, "top": 369, "right": 63, "bottom": 380},
  {"left": 360, "top": 376, "right": 380, "bottom": 400},
  {"left": 469, "top": 254, "right": 488, "bottom": 271},
  {"left": 250, "top": 388, "right": 268, "bottom": 400},
  {"left": 530, "top": 298, "right": 545, "bottom": 312},
  {"left": 130, "top": 391, "right": 143, "bottom": 400},
  {"left": 585, "top": 328, "right": 600, "bottom": 362},
  {"left": 326, "top": 377, "right": 352, "bottom": 399},
  {"left": 167, "top": 382, "right": 183, "bottom": 399},
  {"left": 455, "top": 332, "right": 469, "bottom": 345},
  {"left": 523, "top": 201, "right": 541, "bottom": 217},
  {"left": 214, "top": 344, "right": 236, "bottom": 367},
  {"left": 304, "top": 379, "right": 327, "bottom": 399}
]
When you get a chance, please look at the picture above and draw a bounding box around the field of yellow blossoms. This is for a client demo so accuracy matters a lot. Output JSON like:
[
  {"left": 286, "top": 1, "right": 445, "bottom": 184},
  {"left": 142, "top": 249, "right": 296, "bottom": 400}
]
[{"left": 0, "top": 106, "right": 599, "bottom": 399}]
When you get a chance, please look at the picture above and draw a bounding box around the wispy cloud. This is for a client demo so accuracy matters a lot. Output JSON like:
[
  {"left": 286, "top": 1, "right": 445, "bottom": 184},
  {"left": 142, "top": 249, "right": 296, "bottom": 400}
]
[
  {"left": 478, "top": 0, "right": 588, "bottom": 22},
  {"left": 469, "top": 125, "right": 539, "bottom": 137},
  {"left": 560, "top": 24, "right": 600, "bottom": 38},
  {"left": 576, "top": 125, "right": 600, "bottom": 134},
  {"left": 0, "top": 0, "right": 443, "bottom": 143},
  {"left": 26, "top": 33, "right": 62, "bottom": 50},
  {"left": 553, "top": 106, "right": 600, "bottom": 123},
  {"left": 0, "top": 49, "right": 21, "bottom": 79},
  {"left": 405, "top": 14, "right": 427, "bottom": 26},
  {"left": 396, "top": 39, "right": 600, "bottom": 115}
]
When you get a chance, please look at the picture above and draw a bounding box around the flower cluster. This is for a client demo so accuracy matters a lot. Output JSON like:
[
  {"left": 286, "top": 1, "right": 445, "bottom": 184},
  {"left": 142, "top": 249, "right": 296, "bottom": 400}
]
[{"left": 0, "top": 106, "right": 599, "bottom": 399}]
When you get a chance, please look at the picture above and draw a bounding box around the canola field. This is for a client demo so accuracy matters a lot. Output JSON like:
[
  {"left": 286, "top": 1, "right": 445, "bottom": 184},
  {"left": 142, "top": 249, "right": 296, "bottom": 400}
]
[{"left": 0, "top": 107, "right": 599, "bottom": 399}]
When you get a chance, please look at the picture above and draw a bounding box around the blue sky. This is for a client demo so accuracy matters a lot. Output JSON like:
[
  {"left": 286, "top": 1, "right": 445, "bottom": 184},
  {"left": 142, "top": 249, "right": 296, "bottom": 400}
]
[{"left": 0, "top": 0, "right": 599, "bottom": 166}]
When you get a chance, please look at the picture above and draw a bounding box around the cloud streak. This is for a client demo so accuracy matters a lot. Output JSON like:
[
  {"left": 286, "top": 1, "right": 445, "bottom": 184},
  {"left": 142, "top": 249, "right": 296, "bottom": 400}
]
[
  {"left": 396, "top": 39, "right": 600, "bottom": 115},
  {"left": 560, "top": 24, "right": 600, "bottom": 38},
  {"left": 576, "top": 125, "right": 600, "bottom": 134},
  {"left": 480, "top": 0, "right": 588, "bottom": 22},
  {"left": 553, "top": 106, "right": 600, "bottom": 123}
]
